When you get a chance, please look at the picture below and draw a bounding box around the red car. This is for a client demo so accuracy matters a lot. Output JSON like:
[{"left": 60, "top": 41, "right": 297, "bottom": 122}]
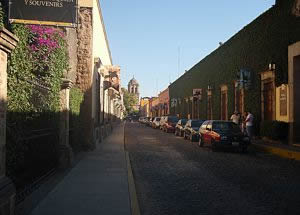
[
  {"left": 198, "top": 120, "right": 250, "bottom": 152},
  {"left": 161, "top": 116, "right": 179, "bottom": 133}
]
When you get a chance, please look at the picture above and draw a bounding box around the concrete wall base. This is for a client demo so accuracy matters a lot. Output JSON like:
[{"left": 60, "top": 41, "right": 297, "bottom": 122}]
[
  {"left": 58, "top": 145, "right": 74, "bottom": 169},
  {"left": 0, "top": 177, "right": 15, "bottom": 215}
]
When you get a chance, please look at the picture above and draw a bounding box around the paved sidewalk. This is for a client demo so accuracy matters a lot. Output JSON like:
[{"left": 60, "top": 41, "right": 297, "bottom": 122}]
[
  {"left": 252, "top": 138, "right": 300, "bottom": 161},
  {"left": 30, "top": 123, "right": 131, "bottom": 215}
]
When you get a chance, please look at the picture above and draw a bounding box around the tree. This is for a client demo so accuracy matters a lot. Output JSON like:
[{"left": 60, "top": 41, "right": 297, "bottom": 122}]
[{"left": 122, "top": 88, "right": 138, "bottom": 115}]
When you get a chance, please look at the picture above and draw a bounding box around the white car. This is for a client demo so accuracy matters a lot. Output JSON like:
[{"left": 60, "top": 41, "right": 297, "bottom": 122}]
[{"left": 152, "top": 117, "right": 161, "bottom": 128}]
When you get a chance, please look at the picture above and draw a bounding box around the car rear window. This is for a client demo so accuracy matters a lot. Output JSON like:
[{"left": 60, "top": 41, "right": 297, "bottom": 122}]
[
  {"left": 168, "top": 117, "right": 179, "bottom": 123},
  {"left": 213, "top": 122, "right": 240, "bottom": 132},
  {"left": 191, "top": 120, "right": 204, "bottom": 127},
  {"left": 181, "top": 119, "right": 187, "bottom": 125}
]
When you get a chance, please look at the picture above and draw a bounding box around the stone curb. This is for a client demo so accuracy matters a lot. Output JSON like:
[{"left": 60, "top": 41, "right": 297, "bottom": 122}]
[
  {"left": 252, "top": 143, "right": 300, "bottom": 161},
  {"left": 124, "top": 123, "right": 141, "bottom": 215}
]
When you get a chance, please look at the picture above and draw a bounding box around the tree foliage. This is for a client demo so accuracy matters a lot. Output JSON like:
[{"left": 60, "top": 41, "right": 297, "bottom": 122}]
[{"left": 122, "top": 88, "right": 138, "bottom": 115}]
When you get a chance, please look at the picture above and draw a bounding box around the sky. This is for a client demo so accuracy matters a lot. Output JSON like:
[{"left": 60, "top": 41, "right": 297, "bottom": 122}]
[{"left": 101, "top": 0, "right": 275, "bottom": 98}]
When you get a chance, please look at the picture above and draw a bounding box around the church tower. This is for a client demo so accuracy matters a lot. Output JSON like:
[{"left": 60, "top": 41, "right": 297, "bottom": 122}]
[
  {"left": 128, "top": 77, "right": 140, "bottom": 110},
  {"left": 128, "top": 77, "right": 140, "bottom": 100}
]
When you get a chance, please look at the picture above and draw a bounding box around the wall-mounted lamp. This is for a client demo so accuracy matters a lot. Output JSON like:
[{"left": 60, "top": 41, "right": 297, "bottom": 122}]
[
  {"left": 268, "top": 63, "right": 276, "bottom": 71},
  {"left": 207, "top": 84, "right": 213, "bottom": 91}
]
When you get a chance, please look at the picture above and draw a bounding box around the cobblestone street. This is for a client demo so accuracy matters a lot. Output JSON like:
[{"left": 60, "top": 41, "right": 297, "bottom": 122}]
[{"left": 125, "top": 122, "right": 300, "bottom": 215}]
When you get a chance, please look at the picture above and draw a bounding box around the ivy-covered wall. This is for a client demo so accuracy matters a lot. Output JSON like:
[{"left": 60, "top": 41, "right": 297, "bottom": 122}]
[
  {"left": 0, "top": 4, "right": 71, "bottom": 188},
  {"left": 169, "top": 1, "right": 300, "bottom": 125},
  {"left": 0, "top": 2, "right": 3, "bottom": 28}
]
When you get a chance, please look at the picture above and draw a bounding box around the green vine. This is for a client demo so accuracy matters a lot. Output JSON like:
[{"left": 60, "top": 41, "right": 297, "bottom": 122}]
[
  {"left": 7, "top": 24, "right": 69, "bottom": 115},
  {"left": 70, "top": 87, "right": 84, "bottom": 115},
  {"left": 0, "top": 2, "right": 3, "bottom": 28}
]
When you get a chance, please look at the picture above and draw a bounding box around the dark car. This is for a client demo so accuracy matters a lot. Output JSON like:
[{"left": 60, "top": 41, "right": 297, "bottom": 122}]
[
  {"left": 183, "top": 119, "right": 205, "bottom": 142},
  {"left": 175, "top": 119, "right": 187, "bottom": 137},
  {"left": 146, "top": 117, "right": 154, "bottom": 126},
  {"left": 198, "top": 120, "right": 250, "bottom": 152},
  {"left": 161, "top": 116, "right": 179, "bottom": 133}
]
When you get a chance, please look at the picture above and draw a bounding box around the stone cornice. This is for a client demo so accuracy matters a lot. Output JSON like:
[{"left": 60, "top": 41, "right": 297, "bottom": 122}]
[
  {"left": 0, "top": 28, "right": 19, "bottom": 53},
  {"left": 61, "top": 78, "right": 73, "bottom": 89}
]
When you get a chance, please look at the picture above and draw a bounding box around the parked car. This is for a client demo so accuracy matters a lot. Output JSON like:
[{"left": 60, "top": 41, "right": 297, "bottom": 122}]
[
  {"left": 143, "top": 117, "right": 150, "bottom": 125},
  {"left": 159, "top": 116, "right": 166, "bottom": 130},
  {"left": 145, "top": 117, "right": 152, "bottom": 126},
  {"left": 152, "top": 117, "right": 161, "bottom": 128},
  {"left": 138, "top": 117, "right": 144, "bottom": 123},
  {"left": 183, "top": 119, "right": 205, "bottom": 142},
  {"left": 175, "top": 119, "right": 187, "bottom": 136},
  {"left": 198, "top": 120, "right": 251, "bottom": 152},
  {"left": 161, "top": 116, "right": 179, "bottom": 133}
]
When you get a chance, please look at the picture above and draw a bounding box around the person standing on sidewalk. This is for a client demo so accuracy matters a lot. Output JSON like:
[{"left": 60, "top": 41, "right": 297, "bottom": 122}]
[
  {"left": 245, "top": 111, "right": 254, "bottom": 140},
  {"left": 230, "top": 111, "right": 240, "bottom": 125}
]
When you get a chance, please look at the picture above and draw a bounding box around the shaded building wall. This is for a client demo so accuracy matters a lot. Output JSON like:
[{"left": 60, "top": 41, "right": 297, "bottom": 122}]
[
  {"left": 76, "top": 6, "right": 94, "bottom": 149},
  {"left": 169, "top": 0, "right": 300, "bottom": 135}
]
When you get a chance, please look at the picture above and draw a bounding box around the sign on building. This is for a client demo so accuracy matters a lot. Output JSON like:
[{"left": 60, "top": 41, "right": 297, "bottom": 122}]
[
  {"left": 193, "top": 88, "right": 202, "bottom": 100},
  {"left": 280, "top": 85, "right": 287, "bottom": 116},
  {"left": 9, "top": 0, "right": 77, "bottom": 26}
]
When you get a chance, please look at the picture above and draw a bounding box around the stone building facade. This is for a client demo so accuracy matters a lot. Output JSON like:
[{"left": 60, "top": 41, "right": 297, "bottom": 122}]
[{"left": 64, "top": 0, "right": 123, "bottom": 149}]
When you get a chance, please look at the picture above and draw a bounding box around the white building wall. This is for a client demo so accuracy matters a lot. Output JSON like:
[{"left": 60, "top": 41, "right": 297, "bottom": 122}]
[
  {"left": 90, "top": 0, "right": 113, "bottom": 120},
  {"left": 92, "top": 0, "right": 112, "bottom": 66}
]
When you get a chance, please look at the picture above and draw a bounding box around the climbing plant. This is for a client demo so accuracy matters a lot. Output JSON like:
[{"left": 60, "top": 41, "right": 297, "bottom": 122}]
[
  {"left": 6, "top": 23, "right": 70, "bottom": 189},
  {"left": 7, "top": 24, "right": 69, "bottom": 114},
  {"left": 0, "top": 2, "right": 3, "bottom": 28},
  {"left": 70, "top": 87, "right": 84, "bottom": 115}
]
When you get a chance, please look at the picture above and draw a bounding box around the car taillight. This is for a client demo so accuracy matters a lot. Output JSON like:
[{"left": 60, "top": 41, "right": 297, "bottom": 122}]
[{"left": 215, "top": 135, "right": 221, "bottom": 142}]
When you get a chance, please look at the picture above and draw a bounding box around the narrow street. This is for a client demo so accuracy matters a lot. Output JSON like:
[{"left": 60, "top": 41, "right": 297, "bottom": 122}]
[{"left": 125, "top": 122, "right": 300, "bottom": 215}]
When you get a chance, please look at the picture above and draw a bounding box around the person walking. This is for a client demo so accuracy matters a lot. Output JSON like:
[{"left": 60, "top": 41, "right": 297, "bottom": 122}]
[
  {"left": 244, "top": 111, "right": 254, "bottom": 140},
  {"left": 230, "top": 111, "right": 240, "bottom": 125}
]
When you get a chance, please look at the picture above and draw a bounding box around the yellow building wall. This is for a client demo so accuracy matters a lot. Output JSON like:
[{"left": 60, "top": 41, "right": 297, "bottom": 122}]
[{"left": 276, "top": 84, "right": 290, "bottom": 122}]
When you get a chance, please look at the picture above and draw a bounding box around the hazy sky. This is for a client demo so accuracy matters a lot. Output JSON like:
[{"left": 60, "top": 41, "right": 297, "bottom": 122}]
[{"left": 101, "top": 0, "right": 275, "bottom": 98}]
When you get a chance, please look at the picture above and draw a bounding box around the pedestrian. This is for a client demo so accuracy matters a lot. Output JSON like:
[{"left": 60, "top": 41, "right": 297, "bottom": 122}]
[
  {"left": 241, "top": 111, "right": 247, "bottom": 134},
  {"left": 230, "top": 110, "right": 240, "bottom": 125},
  {"left": 244, "top": 111, "right": 254, "bottom": 141}
]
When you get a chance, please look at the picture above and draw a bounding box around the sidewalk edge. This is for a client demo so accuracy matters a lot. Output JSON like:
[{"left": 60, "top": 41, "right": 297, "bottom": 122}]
[
  {"left": 252, "top": 143, "right": 300, "bottom": 160},
  {"left": 124, "top": 123, "right": 141, "bottom": 215}
]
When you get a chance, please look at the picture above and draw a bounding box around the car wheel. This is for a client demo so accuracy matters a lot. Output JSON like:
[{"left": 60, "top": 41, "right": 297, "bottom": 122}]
[
  {"left": 198, "top": 137, "right": 203, "bottom": 147},
  {"left": 240, "top": 145, "right": 248, "bottom": 153},
  {"left": 190, "top": 134, "right": 194, "bottom": 142},
  {"left": 211, "top": 140, "right": 218, "bottom": 152}
]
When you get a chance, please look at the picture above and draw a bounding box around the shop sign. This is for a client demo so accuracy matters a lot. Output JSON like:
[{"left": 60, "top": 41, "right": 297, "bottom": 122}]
[{"left": 9, "top": 0, "right": 77, "bottom": 27}]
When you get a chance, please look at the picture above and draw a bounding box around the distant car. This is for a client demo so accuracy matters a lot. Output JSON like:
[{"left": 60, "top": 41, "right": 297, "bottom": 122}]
[
  {"left": 143, "top": 117, "right": 150, "bottom": 124},
  {"left": 159, "top": 116, "right": 166, "bottom": 130},
  {"left": 161, "top": 116, "right": 179, "bottom": 133},
  {"left": 152, "top": 117, "right": 161, "bottom": 128},
  {"left": 183, "top": 119, "right": 205, "bottom": 142},
  {"left": 147, "top": 117, "right": 154, "bottom": 126},
  {"left": 175, "top": 119, "right": 187, "bottom": 136},
  {"left": 198, "top": 120, "right": 250, "bottom": 152}
]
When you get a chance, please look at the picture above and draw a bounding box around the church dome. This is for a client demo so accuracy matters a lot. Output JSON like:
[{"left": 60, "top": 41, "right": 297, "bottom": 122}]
[{"left": 128, "top": 77, "right": 139, "bottom": 86}]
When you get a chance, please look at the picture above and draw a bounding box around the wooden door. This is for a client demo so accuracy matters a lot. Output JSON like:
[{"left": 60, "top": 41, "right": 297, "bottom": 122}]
[
  {"left": 221, "top": 91, "right": 227, "bottom": 120},
  {"left": 263, "top": 82, "right": 274, "bottom": 121},
  {"left": 207, "top": 95, "right": 212, "bottom": 120}
]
